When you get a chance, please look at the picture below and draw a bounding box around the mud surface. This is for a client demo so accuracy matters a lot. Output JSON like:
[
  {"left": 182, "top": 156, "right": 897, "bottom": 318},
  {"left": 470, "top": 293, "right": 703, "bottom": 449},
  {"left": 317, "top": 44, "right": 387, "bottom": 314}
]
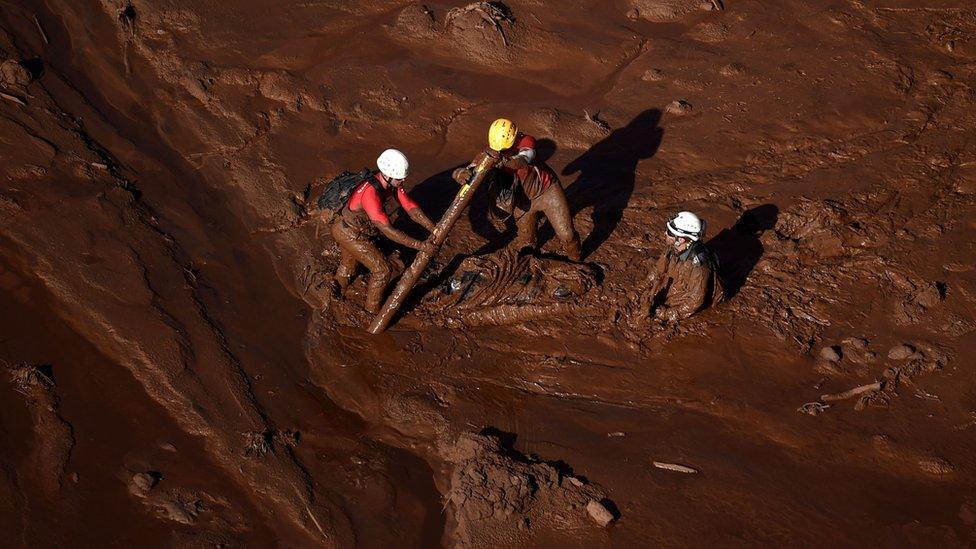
[{"left": 2, "top": 0, "right": 976, "bottom": 546}]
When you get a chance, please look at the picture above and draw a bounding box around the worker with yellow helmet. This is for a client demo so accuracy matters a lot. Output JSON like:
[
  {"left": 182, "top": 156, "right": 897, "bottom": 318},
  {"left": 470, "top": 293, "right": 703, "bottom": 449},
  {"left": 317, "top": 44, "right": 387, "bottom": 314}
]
[{"left": 453, "top": 118, "right": 581, "bottom": 261}]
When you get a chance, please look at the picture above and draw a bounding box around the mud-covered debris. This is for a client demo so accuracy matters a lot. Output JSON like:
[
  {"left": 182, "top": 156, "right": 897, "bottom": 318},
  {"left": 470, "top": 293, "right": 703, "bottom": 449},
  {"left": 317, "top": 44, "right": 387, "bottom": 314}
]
[
  {"left": 798, "top": 402, "right": 831, "bottom": 415},
  {"left": 0, "top": 90, "right": 26, "bottom": 106},
  {"left": 586, "top": 499, "right": 615, "bottom": 527},
  {"left": 665, "top": 99, "right": 694, "bottom": 116},
  {"left": 118, "top": 4, "right": 137, "bottom": 31},
  {"left": 642, "top": 68, "right": 665, "bottom": 81},
  {"left": 160, "top": 498, "right": 203, "bottom": 525},
  {"left": 888, "top": 344, "right": 916, "bottom": 360},
  {"left": 584, "top": 109, "right": 612, "bottom": 132},
  {"left": 243, "top": 430, "right": 273, "bottom": 457},
  {"left": 719, "top": 62, "right": 746, "bottom": 77},
  {"left": 841, "top": 337, "right": 876, "bottom": 364},
  {"left": 917, "top": 456, "right": 954, "bottom": 476},
  {"left": 1, "top": 59, "right": 32, "bottom": 90},
  {"left": 819, "top": 345, "right": 841, "bottom": 362},
  {"left": 446, "top": 2, "right": 515, "bottom": 47},
  {"left": 628, "top": 0, "right": 720, "bottom": 22},
  {"left": 396, "top": 4, "right": 438, "bottom": 36},
  {"left": 424, "top": 249, "right": 600, "bottom": 327},
  {"left": 8, "top": 362, "right": 54, "bottom": 393},
  {"left": 446, "top": 432, "right": 614, "bottom": 544},
  {"left": 274, "top": 429, "right": 301, "bottom": 448},
  {"left": 130, "top": 471, "right": 162, "bottom": 495},
  {"left": 821, "top": 381, "right": 883, "bottom": 404},
  {"left": 652, "top": 461, "right": 699, "bottom": 474}
]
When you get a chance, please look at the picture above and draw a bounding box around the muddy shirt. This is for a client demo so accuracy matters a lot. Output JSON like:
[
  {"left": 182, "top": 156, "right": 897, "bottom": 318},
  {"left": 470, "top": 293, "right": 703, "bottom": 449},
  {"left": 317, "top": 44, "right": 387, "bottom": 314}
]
[
  {"left": 643, "top": 242, "right": 723, "bottom": 321},
  {"left": 342, "top": 178, "right": 420, "bottom": 230},
  {"left": 496, "top": 133, "right": 556, "bottom": 201}
]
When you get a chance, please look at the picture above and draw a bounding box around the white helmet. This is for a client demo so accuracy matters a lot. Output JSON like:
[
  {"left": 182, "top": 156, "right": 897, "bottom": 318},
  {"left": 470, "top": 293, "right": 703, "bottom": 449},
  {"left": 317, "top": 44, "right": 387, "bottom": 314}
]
[
  {"left": 377, "top": 149, "right": 409, "bottom": 179},
  {"left": 666, "top": 211, "right": 704, "bottom": 241}
]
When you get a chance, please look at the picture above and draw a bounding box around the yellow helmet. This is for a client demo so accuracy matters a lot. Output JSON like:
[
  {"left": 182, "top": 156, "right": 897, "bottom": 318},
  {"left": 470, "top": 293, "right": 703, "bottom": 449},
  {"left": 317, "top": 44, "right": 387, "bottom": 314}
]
[{"left": 488, "top": 118, "right": 518, "bottom": 151}]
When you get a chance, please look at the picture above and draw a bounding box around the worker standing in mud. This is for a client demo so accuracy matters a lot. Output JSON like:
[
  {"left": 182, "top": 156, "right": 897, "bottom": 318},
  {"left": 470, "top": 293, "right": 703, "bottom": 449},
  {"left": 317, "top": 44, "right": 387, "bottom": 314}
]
[
  {"left": 331, "top": 149, "right": 438, "bottom": 313},
  {"left": 454, "top": 119, "right": 581, "bottom": 261},
  {"left": 630, "top": 212, "right": 723, "bottom": 327}
]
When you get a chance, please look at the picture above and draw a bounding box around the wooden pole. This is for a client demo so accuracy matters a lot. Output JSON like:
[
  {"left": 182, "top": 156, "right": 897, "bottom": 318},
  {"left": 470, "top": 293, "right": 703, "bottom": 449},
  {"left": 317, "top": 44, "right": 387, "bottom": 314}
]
[{"left": 368, "top": 153, "right": 496, "bottom": 333}]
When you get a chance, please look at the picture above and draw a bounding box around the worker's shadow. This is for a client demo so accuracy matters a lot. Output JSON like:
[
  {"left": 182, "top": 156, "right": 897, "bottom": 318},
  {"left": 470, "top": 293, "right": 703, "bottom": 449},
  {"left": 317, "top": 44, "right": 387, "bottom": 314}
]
[
  {"left": 706, "top": 204, "right": 779, "bottom": 299},
  {"left": 556, "top": 108, "right": 664, "bottom": 259}
]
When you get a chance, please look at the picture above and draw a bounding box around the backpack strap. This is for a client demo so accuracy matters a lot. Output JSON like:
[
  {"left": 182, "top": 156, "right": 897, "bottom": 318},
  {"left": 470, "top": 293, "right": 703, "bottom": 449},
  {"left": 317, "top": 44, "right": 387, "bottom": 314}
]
[{"left": 365, "top": 171, "right": 384, "bottom": 193}]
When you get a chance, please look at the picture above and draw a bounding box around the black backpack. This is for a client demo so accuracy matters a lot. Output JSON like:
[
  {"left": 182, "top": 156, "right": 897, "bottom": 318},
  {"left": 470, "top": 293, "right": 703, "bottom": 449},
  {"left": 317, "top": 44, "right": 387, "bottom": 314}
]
[{"left": 316, "top": 168, "right": 380, "bottom": 213}]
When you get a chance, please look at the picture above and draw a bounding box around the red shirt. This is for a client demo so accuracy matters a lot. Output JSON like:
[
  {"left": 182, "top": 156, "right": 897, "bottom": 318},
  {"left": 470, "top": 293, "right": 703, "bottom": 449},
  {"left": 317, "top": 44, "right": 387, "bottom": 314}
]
[
  {"left": 347, "top": 178, "right": 420, "bottom": 226},
  {"left": 500, "top": 133, "right": 555, "bottom": 199}
]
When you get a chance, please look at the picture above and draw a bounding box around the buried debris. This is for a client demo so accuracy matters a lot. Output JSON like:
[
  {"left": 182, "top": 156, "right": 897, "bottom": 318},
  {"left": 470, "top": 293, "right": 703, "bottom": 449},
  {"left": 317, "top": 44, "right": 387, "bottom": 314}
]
[
  {"left": 0, "top": 90, "right": 26, "bottom": 106},
  {"left": 819, "top": 345, "right": 842, "bottom": 362},
  {"left": 665, "top": 99, "right": 694, "bottom": 116},
  {"left": 888, "top": 343, "right": 917, "bottom": 360},
  {"left": 586, "top": 499, "right": 615, "bottom": 527},
  {"left": 130, "top": 471, "right": 162, "bottom": 496},
  {"left": 797, "top": 381, "right": 886, "bottom": 412},
  {"left": 652, "top": 461, "right": 699, "bottom": 474},
  {"left": 446, "top": 2, "right": 515, "bottom": 47},
  {"left": 583, "top": 109, "right": 612, "bottom": 133},
  {"left": 820, "top": 381, "right": 884, "bottom": 403},
  {"left": 8, "top": 362, "right": 54, "bottom": 393},
  {"left": 445, "top": 432, "right": 617, "bottom": 544},
  {"left": 242, "top": 430, "right": 273, "bottom": 457},
  {"left": 797, "top": 401, "right": 831, "bottom": 415}
]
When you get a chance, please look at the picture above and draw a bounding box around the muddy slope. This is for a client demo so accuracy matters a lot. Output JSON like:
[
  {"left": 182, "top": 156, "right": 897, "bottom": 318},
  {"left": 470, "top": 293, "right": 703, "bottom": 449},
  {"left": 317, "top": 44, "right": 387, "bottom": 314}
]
[{"left": 2, "top": 0, "right": 976, "bottom": 546}]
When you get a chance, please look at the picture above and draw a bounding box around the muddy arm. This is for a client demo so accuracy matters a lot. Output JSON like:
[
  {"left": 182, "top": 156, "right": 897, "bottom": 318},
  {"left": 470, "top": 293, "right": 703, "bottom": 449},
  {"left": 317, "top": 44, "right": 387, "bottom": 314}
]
[
  {"left": 375, "top": 222, "right": 426, "bottom": 251},
  {"left": 406, "top": 207, "right": 436, "bottom": 232},
  {"left": 655, "top": 264, "right": 709, "bottom": 322},
  {"left": 499, "top": 150, "right": 531, "bottom": 170}
]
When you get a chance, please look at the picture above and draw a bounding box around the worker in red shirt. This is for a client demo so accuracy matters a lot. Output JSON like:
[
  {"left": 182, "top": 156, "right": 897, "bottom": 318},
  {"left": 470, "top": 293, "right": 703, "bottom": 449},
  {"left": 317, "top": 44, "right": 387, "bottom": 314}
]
[
  {"left": 453, "top": 119, "right": 581, "bottom": 261},
  {"left": 331, "top": 149, "right": 437, "bottom": 313}
]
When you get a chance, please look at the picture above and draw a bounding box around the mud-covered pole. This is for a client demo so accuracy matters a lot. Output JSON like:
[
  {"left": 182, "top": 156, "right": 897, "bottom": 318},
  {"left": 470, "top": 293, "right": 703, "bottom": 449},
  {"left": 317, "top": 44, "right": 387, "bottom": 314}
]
[{"left": 368, "top": 154, "right": 496, "bottom": 333}]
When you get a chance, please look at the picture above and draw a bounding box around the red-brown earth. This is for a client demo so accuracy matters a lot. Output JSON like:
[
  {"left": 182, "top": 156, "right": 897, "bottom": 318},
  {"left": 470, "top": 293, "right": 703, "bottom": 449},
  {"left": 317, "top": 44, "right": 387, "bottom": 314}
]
[{"left": 1, "top": 0, "right": 975, "bottom": 546}]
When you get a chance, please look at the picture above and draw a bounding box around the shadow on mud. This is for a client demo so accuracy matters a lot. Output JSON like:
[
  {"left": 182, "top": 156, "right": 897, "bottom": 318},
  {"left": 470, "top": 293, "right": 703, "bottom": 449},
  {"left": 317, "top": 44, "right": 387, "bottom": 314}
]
[
  {"left": 560, "top": 108, "right": 664, "bottom": 259},
  {"left": 706, "top": 204, "right": 779, "bottom": 298}
]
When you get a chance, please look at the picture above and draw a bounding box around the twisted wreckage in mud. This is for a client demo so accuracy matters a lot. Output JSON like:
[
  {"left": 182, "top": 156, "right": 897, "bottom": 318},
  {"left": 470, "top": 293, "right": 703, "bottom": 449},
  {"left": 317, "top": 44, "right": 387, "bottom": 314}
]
[
  {"left": 328, "top": 247, "right": 605, "bottom": 328},
  {"left": 423, "top": 248, "right": 602, "bottom": 327}
]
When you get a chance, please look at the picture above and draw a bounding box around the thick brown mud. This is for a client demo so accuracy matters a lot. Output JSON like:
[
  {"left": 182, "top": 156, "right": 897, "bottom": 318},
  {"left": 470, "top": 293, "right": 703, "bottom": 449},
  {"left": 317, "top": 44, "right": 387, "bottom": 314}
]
[{"left": 2, "top": 0, "right": 976, "bottom": 546}]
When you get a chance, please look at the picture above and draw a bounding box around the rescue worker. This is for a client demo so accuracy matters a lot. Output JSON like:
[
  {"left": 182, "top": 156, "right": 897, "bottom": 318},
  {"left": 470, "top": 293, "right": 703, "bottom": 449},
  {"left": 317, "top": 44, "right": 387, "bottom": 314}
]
[
  {"left": 331, "top": 149, "right": 438, "bottom": 313},
  {"left": 453, "top": 118, "right": 581, "bottom": 261},
  {"left": 632, "top": 211, "right": 723, "bottom": 326}
]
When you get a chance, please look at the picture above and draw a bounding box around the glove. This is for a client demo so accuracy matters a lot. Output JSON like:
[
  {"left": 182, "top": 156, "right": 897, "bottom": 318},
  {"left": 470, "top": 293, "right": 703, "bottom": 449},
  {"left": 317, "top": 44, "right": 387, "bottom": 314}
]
[
  {"left": 654, "top": 307, "right": 679, "bottom": 324},
  {"left": 452, "top": 166, "right": 473, "bottom": 185},
  {"left": 483, "top": 147, "right": 501, "bottom": 160}
]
